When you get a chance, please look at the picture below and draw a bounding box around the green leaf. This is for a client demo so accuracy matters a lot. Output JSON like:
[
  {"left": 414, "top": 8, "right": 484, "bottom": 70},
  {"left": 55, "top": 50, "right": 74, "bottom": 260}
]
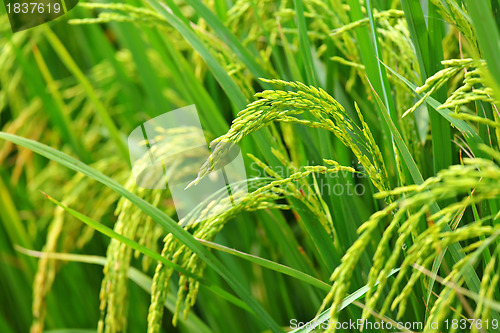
[
  {"left": 144, "top": 0, "right": 248, "bottom": 110},
  {"left": 289, "top": 269, "right": 400, "bottom": 333},
  {"left": 198, "top": 239, "right": 331, "bottom": 291},
  {"left": 0, "top": 132, "right": 283, "bottom": 333},
  {"left": 293, "top": 0, "right": 317, "bottom": 86},
  {"left": 465, "top": 0, "right": 500, "bottom": 97},
  {"left": 367, "top": 78, "right": 485, "bottom": 302},
  {"left": 401, "top": 0, "right": 453, "bottom": 177},
  {"left": 16, "top": 247, "right": 214, "bottom": 333},
  {"left": 42, "top": 27, "right": 128, "bottom": 161},
  {"left": 382, "top": 62, "right": 486, "bottom": 158}
]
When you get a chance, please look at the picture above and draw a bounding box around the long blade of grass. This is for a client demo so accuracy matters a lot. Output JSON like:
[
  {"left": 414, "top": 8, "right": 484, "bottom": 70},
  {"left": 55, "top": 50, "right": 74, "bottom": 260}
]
[
  {"left": 382, "top": 62, "right": 486, "bottom": 158},
  {"left": 294, "top": 0, "right": 317, "bottom": 85},
  {"left": 39, "top": 192, "right": 198, "bottom": 280},
  {"left": 368, "top": 78, "right": 485, "bottom": 300},
  {"left": 464, "top": 0, "right": 500, "bottom": 96},
  {"left": 289, "top": 269, "right": 400, "bottom": 333},
  {"left": 366, "top": 77, "right": 424, "bottom": 185},
  {"left": 160, "top": 0, "right": 271, "bottom": 81},
  {"left": 293, "top": 0, "right": 362, "bottom": 261},
  {"left": 401, "top": 0, "right": 453, "bottom": 177},
  {"left": 42, "top": 27, "right": 128, "bottom": 160},
  {"left": 31, "top": 44, "right": 91, "bottom": 163},
  {"left": 198, "top": 239, "right": 331, "bottom": 292},
  {"left": 144, "top": 0, "right": 247, "bottom": 109},
  {"left": 0, "top": 132, "right": 283, "bottom": 333},
  {"left": 6, "top": 39, "right": 91, "bottom": 163},
  {"left": 145, "top": 0, "right": 286, "bottom": 173},
  {"left": 365, "top": 0, "right": 398, "bottom": 123},
  {"left": 347, "top": 0, "right": 397, "bottom": 180},
  {"left": 41, "top": 192, "right": 254, "bottom": 315},
  {"left": 414, "top": 242, "right": 500, "bottom": 313},
  {"left": 16, "top": 246, "right": 215, "bottom": 333},
  {"left": 0, "top": 176, "right": 33, "bottom": 252}
]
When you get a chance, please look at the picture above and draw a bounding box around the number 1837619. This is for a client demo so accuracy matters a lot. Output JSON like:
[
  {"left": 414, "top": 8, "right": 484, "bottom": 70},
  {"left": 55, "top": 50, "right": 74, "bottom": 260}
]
[{"left": 6, "top": 2, "right": 61, "bottom": 14}]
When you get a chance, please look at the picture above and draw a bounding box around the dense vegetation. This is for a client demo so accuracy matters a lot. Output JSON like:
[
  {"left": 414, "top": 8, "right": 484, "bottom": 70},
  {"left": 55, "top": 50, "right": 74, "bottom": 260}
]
[{"left": 1, "top": 0, "right": 500, "bottom": 332}]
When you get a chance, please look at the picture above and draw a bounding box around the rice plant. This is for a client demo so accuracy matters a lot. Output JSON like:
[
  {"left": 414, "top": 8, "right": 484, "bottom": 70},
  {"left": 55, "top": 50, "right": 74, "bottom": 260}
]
[{"left": 0, "top": 0, "right": 499, "bottom": 332}]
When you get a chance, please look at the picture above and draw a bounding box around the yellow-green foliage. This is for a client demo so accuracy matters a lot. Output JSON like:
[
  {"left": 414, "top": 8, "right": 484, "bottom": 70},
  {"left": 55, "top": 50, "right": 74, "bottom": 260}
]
[{"left": 1, "top": 0, "right": 500, "bottom": 333}]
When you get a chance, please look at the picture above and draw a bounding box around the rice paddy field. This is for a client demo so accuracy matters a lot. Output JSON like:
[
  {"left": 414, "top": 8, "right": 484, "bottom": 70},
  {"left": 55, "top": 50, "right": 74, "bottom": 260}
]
[{"left": 1, "top": 0, "right": 500, "bottom": 332}]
